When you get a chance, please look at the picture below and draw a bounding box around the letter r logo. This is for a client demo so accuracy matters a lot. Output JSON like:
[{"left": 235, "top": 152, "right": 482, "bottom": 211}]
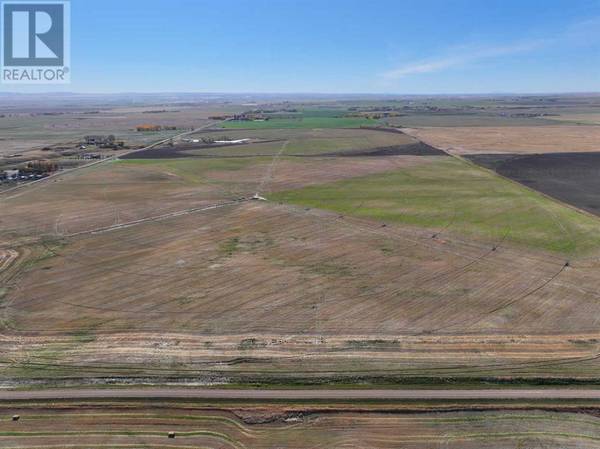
[{"left": 2, "top": 2, "right": 64, "bottom": 66}]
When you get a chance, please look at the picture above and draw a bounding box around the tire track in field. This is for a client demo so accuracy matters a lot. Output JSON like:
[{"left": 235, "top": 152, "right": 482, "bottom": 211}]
[
  {"left": 279, "top": 201, "right": 528, "bottom": 332},
  {"left": 256, "top": 140, "right": 289, "bottom": 195},
  {"left": 301, "top": 186, "right": 570, "bottom": 337},
  {"left": 425, "top": 201, "right": 577, "bottom": 334},
  {"left": 15, "top": 206, "right": 332, "bottom": 314}
]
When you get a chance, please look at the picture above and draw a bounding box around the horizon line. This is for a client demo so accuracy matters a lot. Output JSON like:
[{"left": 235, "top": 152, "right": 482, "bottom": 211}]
[{"left": 2, "top": 90, "right": 600, "bottom": 97}]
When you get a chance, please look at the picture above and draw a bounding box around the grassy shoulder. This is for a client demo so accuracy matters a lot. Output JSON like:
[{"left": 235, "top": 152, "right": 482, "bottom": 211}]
[{"left": 270, "top": 157, "right": 600, "bottom": 255}]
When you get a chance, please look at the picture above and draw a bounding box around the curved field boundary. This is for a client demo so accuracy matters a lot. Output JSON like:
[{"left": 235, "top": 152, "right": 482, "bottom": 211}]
[{"left": 0, "top": 250, "right": 18, "bottom": 274}]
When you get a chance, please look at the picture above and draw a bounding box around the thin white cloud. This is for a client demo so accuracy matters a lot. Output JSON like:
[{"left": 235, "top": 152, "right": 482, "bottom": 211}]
[
  {"left": 564, "top": 16, "right": 600, "bottom": 43},
  {"left": 380, "top": 15, "right": 600, "bottom": 81},
  {"left": 381, "top": 40, "right": 547, "bottom": 80},
  {"left": 382, "top": 57, "right": 464, "bottom": 78}
]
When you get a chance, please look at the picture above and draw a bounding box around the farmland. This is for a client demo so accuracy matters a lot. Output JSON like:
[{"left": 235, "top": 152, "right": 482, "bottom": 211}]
[
  {"left": 467, "top": 152, "right": 600, "bottom": 217},
  {"left": 2, "top": 126, "right": 597, "bottom": 385},
  {"left": 405, "top": 125, "right": 600, "bottom": 154},
  {"left": 221, "top": 116, "right": 376, "bottom": 129},
  {"left": 0, "top": 101, "right": 232, "bottom": 157},
  {"left": 2, "top": 397, "right": 600, "bottom": 449},
  {"left": 1, "top": 0, "right": 600, "bottom": 438},
  {"left": 2, "top": 96, "right": 600, "bottom": 408},
  {"left": 270, "top": 156, "right": 600, "bottom": 254},
  {"left": 122, "top": 127, "right": 423, "bottom": 158}
]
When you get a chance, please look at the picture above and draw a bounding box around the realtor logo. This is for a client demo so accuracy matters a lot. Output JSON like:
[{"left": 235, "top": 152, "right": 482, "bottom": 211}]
[{"left": 1, "top": 0, "right": 70, "bottom": 83}]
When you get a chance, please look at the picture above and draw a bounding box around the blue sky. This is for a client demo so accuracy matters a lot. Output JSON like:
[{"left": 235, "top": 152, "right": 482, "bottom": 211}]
[{"left": 3, "top": 0, "right": 600, "bottom": 93}]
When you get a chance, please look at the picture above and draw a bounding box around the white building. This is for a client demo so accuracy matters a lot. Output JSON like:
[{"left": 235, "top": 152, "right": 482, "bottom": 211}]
[{"left": 2, "top": 169, "right": 19, "bottom": 180}]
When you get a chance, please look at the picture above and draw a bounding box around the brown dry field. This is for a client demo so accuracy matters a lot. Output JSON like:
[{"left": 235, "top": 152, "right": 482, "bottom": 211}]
[
  {"left": 2, "top": 185, "right": 600, "bottom": 382},
  {"left": 2, "top": 128, "right": 600, "bottom": 385},
  {"left": 1, "top": 400, "right": 600, "bottom": 449},
  {"left": 5, "top": 200, "right": 598, "bottom": 336},
  {"left": 0, "top": 161, "right": 237, "bottom": 238},
  {"left": 405, "top": 126, "right": 600, "bottom": 154}
]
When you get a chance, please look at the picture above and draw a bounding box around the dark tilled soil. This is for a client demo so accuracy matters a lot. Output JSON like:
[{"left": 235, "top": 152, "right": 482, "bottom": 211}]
[
  {"left": 120, "top": 141, "right": 266, "bottom": 159},
  {"left": 467, "top": 152, "right": 600, "bottom": 216},
  {"left": 356, "top": 126, "right": 408, "bottom": 134},
  {"left": 327, "top": 142, "right": 447, "bottom": 157},
  {"left": 121, "top": 141, "right": 447, "bottom": 160}
]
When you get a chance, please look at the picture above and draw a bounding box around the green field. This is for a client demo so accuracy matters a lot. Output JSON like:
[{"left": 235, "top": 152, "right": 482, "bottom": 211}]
[
  {"left": 221, "top": 116, "right": 376, "bottom": 129},
  {"left": 116, "top": 157, "right": 262, "bottom": 184},
  {"left": 270, "top": 157, "right": 600, "bottom": 255},
  {"left": 182, "top": 128, "right": 414, "bottom": 157}
]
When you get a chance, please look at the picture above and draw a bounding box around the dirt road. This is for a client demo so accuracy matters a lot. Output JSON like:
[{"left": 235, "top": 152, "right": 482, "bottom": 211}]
[{"left": 2, "top": 388, "right": 600, "bottom": 401}]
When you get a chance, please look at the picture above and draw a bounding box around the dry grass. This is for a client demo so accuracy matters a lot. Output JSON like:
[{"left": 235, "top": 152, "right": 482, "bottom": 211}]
[
  {"left": 8, "top": 200, "right": 591, "bottom": 336},
  {"left": 3, "top": 331, "right": 600, "bottom": 382},
  {"left": 0, "top": 161, "right": 233, "bottom": 239},
  {"left": 3, "top": 199, "right": 600, "bottom": 382}
]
